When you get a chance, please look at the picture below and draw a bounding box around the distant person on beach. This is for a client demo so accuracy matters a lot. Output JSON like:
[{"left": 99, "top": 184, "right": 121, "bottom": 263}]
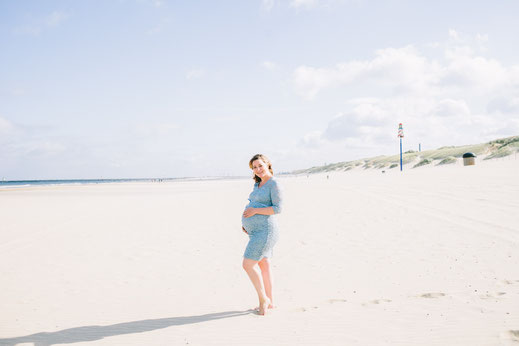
[{"left": 241, "top": 154, "right": 283, "bottom": 315}]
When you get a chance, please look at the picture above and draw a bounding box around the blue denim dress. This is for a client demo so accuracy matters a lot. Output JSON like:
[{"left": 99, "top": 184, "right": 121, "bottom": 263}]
[{"left": 242, "top": 178, "right": 282, "bottom": 261}]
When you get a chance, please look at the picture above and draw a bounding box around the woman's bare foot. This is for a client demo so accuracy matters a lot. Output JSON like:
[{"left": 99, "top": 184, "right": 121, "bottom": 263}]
[
  {"left": 253, "top": 303, "right": 275, "bottom": 310},
  {"left": 258, "top": 298, "right": 270, "bottom": 316}
]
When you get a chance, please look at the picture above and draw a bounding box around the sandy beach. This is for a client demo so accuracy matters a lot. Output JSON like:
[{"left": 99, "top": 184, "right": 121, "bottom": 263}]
[{"left": 1, "top": 157, "right": 518, "bottom": 346}]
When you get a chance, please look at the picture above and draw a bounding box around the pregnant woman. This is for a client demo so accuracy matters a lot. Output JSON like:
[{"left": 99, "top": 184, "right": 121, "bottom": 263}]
[{"left": 242, "top": 154, "right": 283, "bottom": 316}]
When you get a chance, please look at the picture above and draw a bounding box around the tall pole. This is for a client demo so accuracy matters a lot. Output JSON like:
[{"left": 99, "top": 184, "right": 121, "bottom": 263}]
[
  {"left": 400, "top": 137, "right": 403, "bottom": 171},
  {"left": 398, "top": 123, "right": 404, "bottom": 172}
]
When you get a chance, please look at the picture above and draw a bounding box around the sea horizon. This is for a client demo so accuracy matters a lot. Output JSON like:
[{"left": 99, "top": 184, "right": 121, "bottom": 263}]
[{"left": 0, "top": 175, "right": 250, "bottom": 188}]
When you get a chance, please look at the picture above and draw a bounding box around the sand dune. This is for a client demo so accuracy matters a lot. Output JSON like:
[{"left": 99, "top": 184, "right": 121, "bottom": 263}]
[
  {"left": 295, "top": 134, "right": 519, "bottom": 174},
  {"left": 1, "top": 157, "right": 518, "bottom": 345}
]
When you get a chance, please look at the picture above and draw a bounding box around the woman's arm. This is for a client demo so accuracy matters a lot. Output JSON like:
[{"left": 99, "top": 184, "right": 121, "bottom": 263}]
[
  {"left": 243, "top": 207, "right": 274, "bottom": 218},
  {"left": 243, "top": 181, "right": 283, "bottom": 218},
  {"left": 270, "top": 180, "right": 282, "bottom": 214}
]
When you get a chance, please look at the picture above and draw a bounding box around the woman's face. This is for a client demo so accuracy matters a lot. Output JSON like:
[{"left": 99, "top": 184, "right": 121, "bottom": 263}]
[{"left": 252, "top": 159, "right": 271, "bottom": 180}]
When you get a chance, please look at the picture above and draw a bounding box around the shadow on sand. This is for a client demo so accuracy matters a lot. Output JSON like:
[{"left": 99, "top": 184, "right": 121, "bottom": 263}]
[{"left": 0, "top": 310, "right": 253, "bottom": 346}]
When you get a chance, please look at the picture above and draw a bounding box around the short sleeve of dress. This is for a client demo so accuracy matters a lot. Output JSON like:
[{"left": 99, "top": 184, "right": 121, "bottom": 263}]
[{"left": 270, "top": 180, "right": 283, "bottom": 214}]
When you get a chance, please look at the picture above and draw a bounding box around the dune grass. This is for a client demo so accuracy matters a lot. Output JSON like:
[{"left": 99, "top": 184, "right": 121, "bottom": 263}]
[
  {"left": 413, "top": 158, "right": 433, "bottom": 168},
  {"left": 292, "top": 135, "right": 519, "bottom": 174},
  {"left": 437, "top": 156, "right": 457, "bottom": 165}
]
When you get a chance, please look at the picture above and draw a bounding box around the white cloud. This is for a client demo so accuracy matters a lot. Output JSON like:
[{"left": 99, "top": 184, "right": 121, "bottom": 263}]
[
  {"left": 262, "top": 0, "right": 275, "bottom": 11},
  {"left": 133, "top": 122, "right": 180, "bottom": 137},
  {"left": 290, "top": 0, "right": 320, "bottom": 9},
  {"left": 296, "top": 86, "right": 518, "bottom": 162},
  {"left": 45, "top": 11, "right": 69, "bottom": 27},
  {"left": 293, "top": 46, "right": 442, "bottom": 99},
  {"left": 293, "top": 30, "right": 518, "bottom": 101},
  {"left": 300, "top": 130, "right": 325, "bottom": 149},
  {"left": 261, "top": 60, "right": 279, "bottom": 70},
  {"left": 21, "top": 140, "right": 67, "bottom": 158},
  {"left": 510, "top": 66, "right": 519, "bottom": 87},
  {"left": 476, "top": 33, "right": 489, "bottom": 44},
  {"left": 0, "top": 122, "right": 67, "bottom": 159},
  {"left": 447, "top": 29, "right": 489, "bottom": 48},
  {"left": 186, "top": 69, "right": 205, "bottom": 80},
  {"left": 262, "top": 0, "right": 329, "bottom": 11},
  {"left": 487, "top": 97, "right": 519, "bottom": 114},
  {"left": 147, "top": 18, "right": 172, "bottom": 34},
  {"left": 433, "top": 99, "right": 471, "bottom": 117},
  {"left": 448, "top": 29, "right": 460, "bottom": 41},
  {"left": 14, "top": 11, "right": 70, "bottom": 36},
  {"left": 442, "top": 53, "right": 507, "bottom": 91},
  {"left": 152, "top": 0, "right": 164, "bottom": 7},
  {"left": 322, "top": 101, "right": 398, "bottom": 144},
  {"left": 137, "top": 0, "right": 165, "bottom": 7},
  {"left": 0, "top": 117, "right": 73, "bottom": 163},
  {"left": 291, "top": 29, "right": 519, "bottom": 152},
  {"left": 0, "top": 117, "right": 13, "bottom": 132}
]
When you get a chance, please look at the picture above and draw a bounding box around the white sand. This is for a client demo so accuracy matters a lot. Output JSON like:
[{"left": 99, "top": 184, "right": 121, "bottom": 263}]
[{"left": 1, "top": 157, "right": 518, "bottom": 345}]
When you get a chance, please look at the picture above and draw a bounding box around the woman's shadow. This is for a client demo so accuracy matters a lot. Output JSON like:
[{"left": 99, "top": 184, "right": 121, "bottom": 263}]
[{"left": 0, "top": 310, "right": 253, "bottom": 346}]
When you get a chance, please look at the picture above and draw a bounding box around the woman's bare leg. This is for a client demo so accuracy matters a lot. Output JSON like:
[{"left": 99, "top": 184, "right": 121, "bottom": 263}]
[
  {"left": 242, "top": 258, "right": 270, "bottom": 315},
  {"left": 258, "top": 257, "right": 274, "bottom": 308}
]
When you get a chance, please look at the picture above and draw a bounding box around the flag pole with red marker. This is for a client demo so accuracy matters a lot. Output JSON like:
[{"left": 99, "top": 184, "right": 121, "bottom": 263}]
[{"left": 398, "top": 123, "right": 404, "bottom": 171}]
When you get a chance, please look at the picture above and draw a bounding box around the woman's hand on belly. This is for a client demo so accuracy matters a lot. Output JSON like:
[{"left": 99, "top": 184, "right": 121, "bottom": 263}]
[{"left": 242, "top": 207, "right": 257, "bottom": 218}]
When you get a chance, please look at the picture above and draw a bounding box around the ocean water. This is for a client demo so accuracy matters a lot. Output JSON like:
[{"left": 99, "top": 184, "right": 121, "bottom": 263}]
[
  {"left": 0, "top": 176, "right": 247, "bottom": 188},
  {"left": 0, "top": 178, "right": 166, "bottom": 188}
]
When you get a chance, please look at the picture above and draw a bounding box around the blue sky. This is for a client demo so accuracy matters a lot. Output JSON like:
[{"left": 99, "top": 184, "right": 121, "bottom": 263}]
[{"left": 1, "top": 0, "right": 518, "bottom": 179}]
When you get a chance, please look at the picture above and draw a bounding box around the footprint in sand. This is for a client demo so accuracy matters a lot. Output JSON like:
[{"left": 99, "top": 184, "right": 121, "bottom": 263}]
[
  {"left": 480, "top": 292, "right": 507, "bottom": 300},
  {"left": 501, "top": 280, "right": 516, "bottom": 285},
  {"left": 419, "top": 292, "right": 446, "bottom": 299},
  {"left": 328, "top": 299, "right": 348, "bottom": 304},
  {"left": 295, "top": 306, "right": 319, "bottom": 312},
  {"left": 362, "top": 299, "right": 392, "bottom": 306},
  {"left": 500, "top": 330, "right": 519, "bottom": 344}
]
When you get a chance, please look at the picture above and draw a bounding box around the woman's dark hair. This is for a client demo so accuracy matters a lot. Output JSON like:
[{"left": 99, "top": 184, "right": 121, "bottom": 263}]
[{"left": 249, "top": 154, "right": 274, "bottom": 183}]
